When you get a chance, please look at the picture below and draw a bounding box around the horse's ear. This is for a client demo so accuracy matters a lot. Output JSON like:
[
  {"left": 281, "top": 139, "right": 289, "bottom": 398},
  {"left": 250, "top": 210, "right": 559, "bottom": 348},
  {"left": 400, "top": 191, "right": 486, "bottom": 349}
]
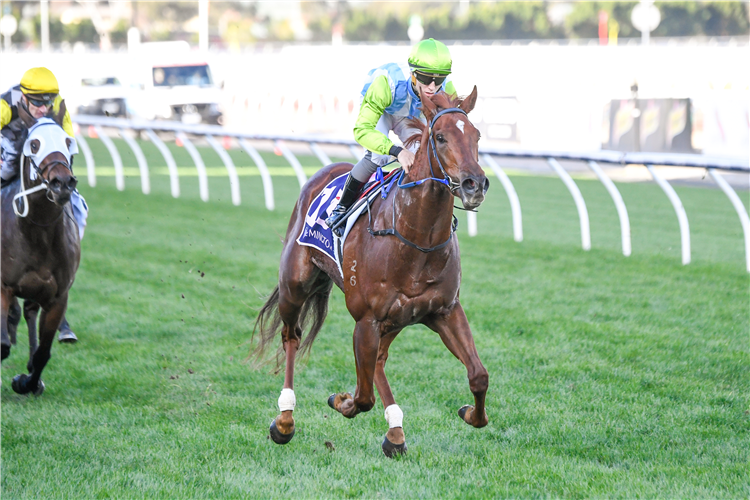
[
  {"left": 459, "top": 86, "right": 478, "bottom": 114},
  {"left": 421, "top": 93, "right": 438, "bottom": 123},
  {"left": 65, "top": 136, "right": 79, "bottom": 157},
  {"left": 29, "top": 139, "right": 40, "bottom": 154}
]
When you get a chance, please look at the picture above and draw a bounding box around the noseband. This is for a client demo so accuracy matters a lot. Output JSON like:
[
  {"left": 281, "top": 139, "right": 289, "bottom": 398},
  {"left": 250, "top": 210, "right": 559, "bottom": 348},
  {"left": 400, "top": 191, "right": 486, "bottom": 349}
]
[{"left": 12, "top": 155, "right": 74, "bottom": 218}]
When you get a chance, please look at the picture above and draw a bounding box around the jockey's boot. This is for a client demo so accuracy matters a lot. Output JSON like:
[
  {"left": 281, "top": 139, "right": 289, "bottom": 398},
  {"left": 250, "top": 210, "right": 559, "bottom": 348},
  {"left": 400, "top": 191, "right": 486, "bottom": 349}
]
[
  {"left": 325, "top": 174, "right": 367, "bottom": 237},
  {"left": 58, "top": 316, "right": 78, "bottom": 344}
]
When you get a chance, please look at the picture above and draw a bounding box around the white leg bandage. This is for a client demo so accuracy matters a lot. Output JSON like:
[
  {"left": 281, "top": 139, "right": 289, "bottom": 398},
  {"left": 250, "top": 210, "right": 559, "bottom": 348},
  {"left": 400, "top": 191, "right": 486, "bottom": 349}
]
[
  {"left": 384, "top": 404, "right": 403, "bottom": 429},
  {"left": 278, "top": 388, "right": 296, "bottom": 412}
]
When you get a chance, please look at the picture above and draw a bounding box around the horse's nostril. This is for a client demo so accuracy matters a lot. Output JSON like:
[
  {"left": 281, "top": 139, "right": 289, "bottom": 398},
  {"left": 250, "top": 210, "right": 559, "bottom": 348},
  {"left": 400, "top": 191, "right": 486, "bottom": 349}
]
[
  {"left": 483, "top": 178, "right": 490, "bottom": 193},
  {"left": 68, "top": 178, "right": 78, "bottom": 190},
  {"left": 50, "top": 179, "right": 62, "bottom": 190},
  {"left": 462, "top": 178, "right": 477, "bottom": 193}
]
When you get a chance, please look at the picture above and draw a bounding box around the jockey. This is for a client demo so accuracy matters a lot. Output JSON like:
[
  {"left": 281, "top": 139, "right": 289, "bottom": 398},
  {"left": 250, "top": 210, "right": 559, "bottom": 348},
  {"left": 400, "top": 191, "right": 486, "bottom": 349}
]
[
  {"left": 325, "top": 38, "right": 456, "bottom": 236},
  {"left": 1, "top": 67, "right": 87, "bottom": 343}
]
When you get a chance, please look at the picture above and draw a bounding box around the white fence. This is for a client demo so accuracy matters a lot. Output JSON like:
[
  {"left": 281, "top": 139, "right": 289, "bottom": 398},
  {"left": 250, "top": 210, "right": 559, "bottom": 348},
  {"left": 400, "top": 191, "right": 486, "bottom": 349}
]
[{"left": 72, "top": 115, "right": 750, "bottom": 272}]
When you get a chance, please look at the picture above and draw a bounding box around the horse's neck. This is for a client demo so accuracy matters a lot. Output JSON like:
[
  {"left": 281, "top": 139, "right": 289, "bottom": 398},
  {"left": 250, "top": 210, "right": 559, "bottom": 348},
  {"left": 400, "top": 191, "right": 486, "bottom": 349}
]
[{"left": 394, "top": 152, "right": 455, "bottom": 242}]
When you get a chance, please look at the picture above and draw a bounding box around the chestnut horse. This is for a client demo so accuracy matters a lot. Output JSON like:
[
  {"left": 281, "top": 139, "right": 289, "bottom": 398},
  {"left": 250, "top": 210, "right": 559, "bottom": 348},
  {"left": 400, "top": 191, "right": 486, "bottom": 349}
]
[
  {"left": 1, "top": 118, "right": 81, "bottom": 395},
  {"left": 253, "top": 88, "right": 490, "bottom": 456}
]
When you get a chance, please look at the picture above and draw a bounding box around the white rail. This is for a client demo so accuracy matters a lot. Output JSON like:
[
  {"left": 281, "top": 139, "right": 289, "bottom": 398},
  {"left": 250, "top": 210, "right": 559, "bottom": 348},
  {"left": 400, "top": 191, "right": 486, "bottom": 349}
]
[
  {"left": 119, "top": 129, "right": 150, "bottom": 195},
  {"left": 71, "top": 115, "right": 749, "bottom": 271}
]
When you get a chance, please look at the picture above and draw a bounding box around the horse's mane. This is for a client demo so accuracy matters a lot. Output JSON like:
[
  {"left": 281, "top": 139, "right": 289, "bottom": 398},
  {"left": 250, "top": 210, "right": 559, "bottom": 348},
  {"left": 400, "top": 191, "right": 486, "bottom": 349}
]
[{"left": 403, "top": 92, "right": 467, "bottom": 150}]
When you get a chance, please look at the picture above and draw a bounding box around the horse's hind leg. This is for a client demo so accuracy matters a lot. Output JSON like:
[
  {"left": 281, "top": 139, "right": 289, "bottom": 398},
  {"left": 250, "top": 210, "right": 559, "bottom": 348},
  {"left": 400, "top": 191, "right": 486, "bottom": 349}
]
[
  {"left": 329, "top": 317, "right": 379, "bottom": 419},
  {"left": 372, "top": 330, "right": 408, "bottom": 457},
  {"left": 1, "top": 287, "right": 14, "bottom": 360},
  {"left": 424, "top": 303, "right": 489, "bottom": 428},
  {"left": 23, "top": 300, "right": 41, "bottom": 373},
  {"left": 11, "top": 298, "right": 65, "bottom": 396}
]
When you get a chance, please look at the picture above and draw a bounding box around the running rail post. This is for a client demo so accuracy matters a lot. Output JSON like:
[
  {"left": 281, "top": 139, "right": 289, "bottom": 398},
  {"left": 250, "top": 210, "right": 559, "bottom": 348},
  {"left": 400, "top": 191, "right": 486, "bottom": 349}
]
[
  {"left": 145, "top": 129, "right": 179, "bottom": 198},
  {"left": 206, "top": 135, "right": 241, "bottom": 206},
  {"left": 646, "top": 164, "right": 691, "bottom": 265},
  {"left": 176, "top": 132, "right": 209, "bottom": 202},
  {"left": 93, "top": 125, "right": 124, "bottom": 191},
  {"left": 275, "top": 140, "right": 307, "bottom": 189},
  {"left": 238, "top": 139, "right": 275, "bottom": 211},
  {"left": 309, "top": 142, "right": 332, "bottom": 167},
  {"left": 547, "top": 157, "right": 590, "bottom": 250},
  {"left": 75, "top": 133, "right": 96, "bottom": 187},
  {"left": 587, "top": 161, "right": 631, "bottom": 256},
  {"left": 708, "top": 168, "right": 750, "bottom": 272},
  {"left": 482, "top": 154, "right": 522, "bottom": 242},
  {"left": 119, "top": 129, "right": 150, "bottom": 195}
]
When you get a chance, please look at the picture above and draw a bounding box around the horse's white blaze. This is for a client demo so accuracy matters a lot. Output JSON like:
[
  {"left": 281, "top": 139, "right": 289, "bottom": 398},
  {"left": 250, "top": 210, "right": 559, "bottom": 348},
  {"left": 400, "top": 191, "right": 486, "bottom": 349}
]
[
  {"left": 278, "top": 388, "right": 296, "bottom": 412},
  {"left": 456, "top": 120, "right": 465, "bottom": 134},
  {"left": 384, "top": 404, "right": 403, "bottom": 428}
]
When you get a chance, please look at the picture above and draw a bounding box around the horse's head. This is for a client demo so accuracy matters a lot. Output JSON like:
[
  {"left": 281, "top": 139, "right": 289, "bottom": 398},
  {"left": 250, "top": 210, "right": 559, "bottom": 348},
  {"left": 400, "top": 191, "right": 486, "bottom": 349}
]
[
  {"left": 22, "top": 119, "right": 78, "bottom": 206},
  {"left": 420, "top": 86, "right": 489, "bottom": 210}
]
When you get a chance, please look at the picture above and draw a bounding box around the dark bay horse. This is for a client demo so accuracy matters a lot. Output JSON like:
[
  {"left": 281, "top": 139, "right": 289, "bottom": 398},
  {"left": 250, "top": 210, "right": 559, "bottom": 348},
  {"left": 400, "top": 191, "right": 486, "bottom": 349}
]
[
  {"left": 253, "top": 88, "right": 490, "bottom": 456},
  {"left": 1, "top": 118, "right": 81, "bottom": 395}
]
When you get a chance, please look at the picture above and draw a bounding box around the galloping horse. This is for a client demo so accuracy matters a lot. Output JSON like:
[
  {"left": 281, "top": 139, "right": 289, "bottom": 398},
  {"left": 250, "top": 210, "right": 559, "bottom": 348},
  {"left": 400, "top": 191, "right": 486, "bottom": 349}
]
[
  {"left": 253, "top": 88, "right": 490, "bottom": 456},
  {"left": 1, "top": 118, "right": 81, "bottom": 395}
]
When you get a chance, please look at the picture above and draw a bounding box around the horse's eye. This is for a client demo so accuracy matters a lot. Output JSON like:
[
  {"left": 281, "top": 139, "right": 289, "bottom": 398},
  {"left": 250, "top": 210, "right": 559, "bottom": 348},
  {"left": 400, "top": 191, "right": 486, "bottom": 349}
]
[{"left": 436, "top": 134, "right": 446, "bottom": 144}]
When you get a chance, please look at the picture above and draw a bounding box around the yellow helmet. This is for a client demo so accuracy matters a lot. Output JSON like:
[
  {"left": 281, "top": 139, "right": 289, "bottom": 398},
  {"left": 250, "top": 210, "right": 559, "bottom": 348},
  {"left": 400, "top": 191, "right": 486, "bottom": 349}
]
[{"left": 20, "top": 67, "right": 59, "bottom": 99}]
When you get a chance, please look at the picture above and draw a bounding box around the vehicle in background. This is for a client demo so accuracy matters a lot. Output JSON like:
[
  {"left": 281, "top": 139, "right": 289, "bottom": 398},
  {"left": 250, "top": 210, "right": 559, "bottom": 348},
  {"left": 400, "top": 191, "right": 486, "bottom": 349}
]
[
  {"left": 125, "top": 42, "right": 224, "bottom": 125},
  {"left": 70, "top": 76, "right": 130, "bottom": 118}
]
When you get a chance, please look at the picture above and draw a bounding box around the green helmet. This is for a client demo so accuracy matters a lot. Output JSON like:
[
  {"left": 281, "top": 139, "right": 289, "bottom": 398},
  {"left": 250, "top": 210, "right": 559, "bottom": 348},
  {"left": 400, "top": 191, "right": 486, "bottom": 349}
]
[{"left": 408, "top": 38, "right": 452, "bottom": 76}]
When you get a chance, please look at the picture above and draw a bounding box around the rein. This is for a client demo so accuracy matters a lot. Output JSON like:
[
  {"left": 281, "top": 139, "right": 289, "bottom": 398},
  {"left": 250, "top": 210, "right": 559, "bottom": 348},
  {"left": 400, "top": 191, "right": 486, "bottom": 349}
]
[
  {"left": 366, "top": 107, "right": 467, "bottom": 253},
  {"left": 12, "top": 155, "right": 71, "bottom": 218}
]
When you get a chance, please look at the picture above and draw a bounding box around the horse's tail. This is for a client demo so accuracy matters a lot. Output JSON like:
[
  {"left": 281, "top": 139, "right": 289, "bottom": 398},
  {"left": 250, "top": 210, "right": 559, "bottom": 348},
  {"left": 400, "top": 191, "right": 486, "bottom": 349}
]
[{"left": 250, "top": 280, "right": 333, "bottom": 372}]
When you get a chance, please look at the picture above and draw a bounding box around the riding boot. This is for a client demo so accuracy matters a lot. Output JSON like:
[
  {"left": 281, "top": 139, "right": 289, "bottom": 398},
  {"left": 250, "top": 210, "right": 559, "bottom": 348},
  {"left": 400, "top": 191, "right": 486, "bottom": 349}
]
[
  {"left": 58, "top": 316, "right": 78, "bottom": 344},
  {"left": 325, "top": 174, "right": 367, "bottom": 237}
]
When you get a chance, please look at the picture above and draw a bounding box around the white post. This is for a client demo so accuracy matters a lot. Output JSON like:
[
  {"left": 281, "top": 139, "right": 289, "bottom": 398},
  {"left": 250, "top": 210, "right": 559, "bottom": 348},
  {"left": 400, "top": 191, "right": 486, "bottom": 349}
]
[
  {"left": 239, "top": 139, "right": 275, "bottom": 211},
  {"left": 547, "top": 157, "right": 590, "bottom": 251},
  {"left": 309, "top": 142, "right": 331, "bottom": 167},
  {"left": 75, "top": 133, "right": 96, "bottom": 187},
  {"left": 176, "top": 132, "right": 209, "bottom": 202},
  {"left": 587, "top": 161, "right": 631, "bottom": 257},
  {"left": 119, "top": 129, "right": 150, "bottom": 195},
  {"left": 198, "top": 0, "right": 209, "bottom": 53},
  {"left": 708, "top": 168, "right": 750, "bottom": 273},
  {"left": 646, "top": 165, "right": 690, "bottom": 265},
  {"left": 40, "top": 0, "right": 49, "bottom": 53},
  {"left": 482, "top": 154, "right": 522, "bottom": 242},
  {"left": 145, "top": 129, "right": 179, "bottom": 199},
  {"left": 466, "top": 211, "right": 477, "bottom": 237},
  {"left": 94, "top": 126, "right": 124, "bottom": 191},
  {"left": 275, "top": 140, "right": 307, "bottom": 189},
  {"left": 205, "top": 135, "right": 241, "bottom": 206}
]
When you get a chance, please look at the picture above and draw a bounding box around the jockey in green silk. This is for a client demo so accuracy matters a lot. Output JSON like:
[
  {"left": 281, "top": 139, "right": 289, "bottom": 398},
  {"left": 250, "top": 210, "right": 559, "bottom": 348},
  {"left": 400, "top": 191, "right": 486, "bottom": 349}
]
[{"left": 325, "top": 38, "right": 456, "bottom": 236}]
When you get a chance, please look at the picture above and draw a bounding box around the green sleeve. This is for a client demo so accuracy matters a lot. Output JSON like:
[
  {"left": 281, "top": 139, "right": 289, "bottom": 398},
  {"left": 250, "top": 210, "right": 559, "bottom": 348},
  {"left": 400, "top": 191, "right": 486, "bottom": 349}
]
[
  {"left": 445, "top": 80, "right": 456, "bottom": 97},
  {"left": 353, "top": 75, "right": 394, "bottom": 156}
]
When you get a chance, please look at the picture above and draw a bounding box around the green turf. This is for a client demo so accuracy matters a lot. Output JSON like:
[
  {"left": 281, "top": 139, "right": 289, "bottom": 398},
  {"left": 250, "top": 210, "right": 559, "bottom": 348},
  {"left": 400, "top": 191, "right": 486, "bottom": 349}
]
[{"left": 1, "top": 137, "right": 748, "bottom": 499}]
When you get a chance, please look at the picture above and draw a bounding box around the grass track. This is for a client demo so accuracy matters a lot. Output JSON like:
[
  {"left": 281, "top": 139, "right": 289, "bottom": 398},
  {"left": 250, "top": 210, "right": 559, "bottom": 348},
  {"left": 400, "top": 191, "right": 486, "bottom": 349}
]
[{"left": 1, "top": 138, "right": 748, "bottom": 498}]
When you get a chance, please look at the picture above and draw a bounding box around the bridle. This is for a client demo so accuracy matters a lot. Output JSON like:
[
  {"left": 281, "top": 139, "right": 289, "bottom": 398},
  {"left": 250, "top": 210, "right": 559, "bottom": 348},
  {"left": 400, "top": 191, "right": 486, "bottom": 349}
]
[
  {"left": 12, "top": 153, "right": 74, "bottom": 218},
  {"left": 367, "top": 107, "right": 469, "bottom": 253}
]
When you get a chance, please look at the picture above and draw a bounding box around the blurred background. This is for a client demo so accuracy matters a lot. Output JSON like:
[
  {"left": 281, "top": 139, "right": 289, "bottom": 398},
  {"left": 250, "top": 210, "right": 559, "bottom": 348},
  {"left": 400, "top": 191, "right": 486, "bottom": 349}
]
[{"left": 0, "top": 0, "right": 748, "bottom": 158}]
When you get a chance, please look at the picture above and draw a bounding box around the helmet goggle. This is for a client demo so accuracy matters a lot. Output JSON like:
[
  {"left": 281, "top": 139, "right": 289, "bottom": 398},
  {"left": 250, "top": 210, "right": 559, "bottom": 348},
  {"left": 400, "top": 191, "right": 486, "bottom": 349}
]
[
  {"left": 413, "top": 71, "right": 447, "bottom": 87},
  {"left": 26, "top": 94, "right": 56, "bottom": 108}
]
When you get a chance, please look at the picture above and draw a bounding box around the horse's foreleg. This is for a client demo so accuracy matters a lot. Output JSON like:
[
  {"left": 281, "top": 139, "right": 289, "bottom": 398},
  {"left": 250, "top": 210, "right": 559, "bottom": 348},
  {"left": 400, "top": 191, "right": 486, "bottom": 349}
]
[
  {"left": 331, "top": 318, "right": 379, "bottom": 419},
  {"left": 7, "top": 297, "right": 21, "bottom": 346},
  {"left": 1, "top": 287, "right": 13, "bottom": 361},
  {"left": 11, "top": 298, "right": 65, "bottom": 396},
  {"left": 424, "top": 303, "right": 489, "bottom": 428},
  {"left": 373, "top": 331, "right": 407, "bottom": 457},
  {"left": 23, "top": 300, "right": 40, "bottom": 372}
]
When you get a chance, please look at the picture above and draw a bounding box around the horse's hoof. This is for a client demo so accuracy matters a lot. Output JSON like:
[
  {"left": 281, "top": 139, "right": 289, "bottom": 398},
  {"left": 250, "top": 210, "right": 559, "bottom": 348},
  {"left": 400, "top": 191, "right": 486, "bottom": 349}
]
[
  {"left": 327, "top": 393, "right": 336, "bottom": 410},
  {"left": 1, "top": 343, "right": 10, "bottom": 361},
  {"left": 32, "top": 380, "right": 45, "bottom": 396},
  {"left": 58, "top": 330, "right": 78, "bottom": 344},
  {"left": 458, "top": 405, "right": 471, "bottom": 422},
  {"left": 382, "top": 435, "right": 407, "bottom": 458},
  {"left": 11, "top": 374, "right": 31, "bottom": 395},
  {"left": 269, "top": 418, "right": 295, "bottom": 445}
]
